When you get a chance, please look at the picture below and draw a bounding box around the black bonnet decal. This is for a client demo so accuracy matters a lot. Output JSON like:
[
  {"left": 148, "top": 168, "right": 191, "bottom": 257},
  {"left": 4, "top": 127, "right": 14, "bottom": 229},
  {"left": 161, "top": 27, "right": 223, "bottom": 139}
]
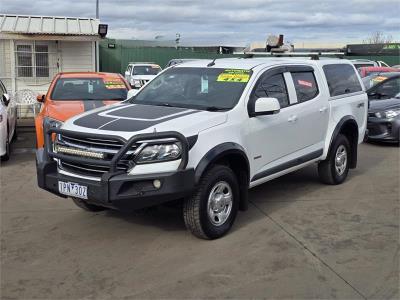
[{"left": 73, "top": 103, "right": 199, "bottom": 132}]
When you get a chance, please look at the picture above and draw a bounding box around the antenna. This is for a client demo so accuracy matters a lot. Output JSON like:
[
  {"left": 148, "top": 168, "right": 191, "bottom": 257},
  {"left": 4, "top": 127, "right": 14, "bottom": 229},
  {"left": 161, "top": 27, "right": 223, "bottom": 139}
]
[{"left": 207, "top": 58, "right": 217, "bottom": 67}]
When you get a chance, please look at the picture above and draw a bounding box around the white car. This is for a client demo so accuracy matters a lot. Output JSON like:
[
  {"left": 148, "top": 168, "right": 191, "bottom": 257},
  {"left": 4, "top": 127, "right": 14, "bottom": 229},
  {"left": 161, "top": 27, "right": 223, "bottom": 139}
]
[
  {"left": 0, "top": 80, "right": 17, "bottom": 161},
  {"left": 124, "top": 63, "right": 162, "bottom": 89},
  {"left": 37, "top": 57, "right": 367, "bottom": 239},
  {"left": 350, "top": 59, "right": 389, "bottom": 69}
]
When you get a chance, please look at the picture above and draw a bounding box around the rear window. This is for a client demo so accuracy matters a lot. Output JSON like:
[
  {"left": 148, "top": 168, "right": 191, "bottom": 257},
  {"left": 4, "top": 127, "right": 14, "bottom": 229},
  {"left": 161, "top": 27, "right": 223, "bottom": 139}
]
[
  {"left": 323, "top": 64, "right": 363, "bottom": 97},
  {"left": 292, "top": 72, "right": 319, "bottom": 102},
  {"left": 51, "top": 77, "right": 128, "bottom": 101},
  {"left": 133, "top": 66, "right": 161, "bottom": 75}
]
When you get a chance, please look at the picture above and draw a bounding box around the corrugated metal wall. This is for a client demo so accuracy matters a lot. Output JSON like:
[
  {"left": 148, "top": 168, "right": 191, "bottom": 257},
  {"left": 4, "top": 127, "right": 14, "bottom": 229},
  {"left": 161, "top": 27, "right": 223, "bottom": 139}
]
[
  {"left": 99, "top": 40, "right": 400, "bottom": 74},
  {"left": 99, "top": 40, "right": 239, "bottom": 74}
]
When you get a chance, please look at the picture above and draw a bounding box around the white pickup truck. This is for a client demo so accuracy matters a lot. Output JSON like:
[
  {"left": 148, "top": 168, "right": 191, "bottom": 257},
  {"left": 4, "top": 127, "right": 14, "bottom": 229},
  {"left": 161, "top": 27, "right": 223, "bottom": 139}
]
[{"left": 36, "top": 57, "right": 368, "bottom": 239}]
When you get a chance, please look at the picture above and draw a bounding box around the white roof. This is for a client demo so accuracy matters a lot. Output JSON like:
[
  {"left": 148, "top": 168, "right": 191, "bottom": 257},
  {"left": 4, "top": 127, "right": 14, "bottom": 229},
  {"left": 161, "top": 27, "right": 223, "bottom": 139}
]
[
  {"left": 0, "top": 14, "right": 100, "bottom": 36},
  {"left": 177, "top": 57, "right": 350, "bottom": 70}
]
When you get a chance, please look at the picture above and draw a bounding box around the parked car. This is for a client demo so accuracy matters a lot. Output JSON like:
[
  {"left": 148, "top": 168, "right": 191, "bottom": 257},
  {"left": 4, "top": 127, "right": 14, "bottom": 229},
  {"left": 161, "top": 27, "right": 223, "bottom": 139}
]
[
  {"left": 366, "top": 72, "right": 400, "bottom": 99},
  {"left": 357, "top": 66, "right": 399, "bottom": 78},
  {"left": 367, "top": 94, "right": 400, "bottom": 144},
  {"left": 36, "top": 58, "right": 367, "bottom": 239},
  {"left": 35, "top": 72, "right": 133, "bottom": 149},
  {"left": 365, "top": 73, "right": 400, "bottom": 144},
  {"left": 165, "top": 59, "right": 205, "bottom": 68},
  {"left": 124, "top": 63, "right": 162, "bottom": 89},
  {"left": 0, "top": 80, "right": 17, "bottom": 161},
  {"left": 350, "top": 59, "right": 389, "bottom": 69}
]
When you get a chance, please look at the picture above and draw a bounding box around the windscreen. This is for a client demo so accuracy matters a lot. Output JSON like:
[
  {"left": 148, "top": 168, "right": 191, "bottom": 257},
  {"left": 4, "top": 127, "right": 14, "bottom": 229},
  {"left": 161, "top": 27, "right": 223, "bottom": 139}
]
[
  {"left": 131, "top": 67, "right": 252, "bottom": 111},
  {"left": 133, "top": 66, "right": 161, "bottom": 75},
  {"left": 51, "top": 78, "right": 128, "bottom": 100}
]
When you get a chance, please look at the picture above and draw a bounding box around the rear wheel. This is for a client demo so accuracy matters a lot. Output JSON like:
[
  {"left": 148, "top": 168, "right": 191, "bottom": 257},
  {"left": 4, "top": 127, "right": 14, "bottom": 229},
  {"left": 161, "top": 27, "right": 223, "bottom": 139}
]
[
  {"left": 71, "top": 197, "right": 107, "bottom": 212},
  {"left": 183, "top": 165, "right": 239, "bottom": 239},
  {"left": 318, "top": 134, "right": 350, "bottom": 185}
]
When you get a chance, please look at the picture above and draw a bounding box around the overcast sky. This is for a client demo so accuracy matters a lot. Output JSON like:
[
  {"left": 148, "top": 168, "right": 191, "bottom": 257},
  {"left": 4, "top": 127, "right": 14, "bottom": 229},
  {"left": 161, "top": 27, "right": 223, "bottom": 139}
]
[{"left": 2, "top": 0, "right": 399, "bottom": 46}]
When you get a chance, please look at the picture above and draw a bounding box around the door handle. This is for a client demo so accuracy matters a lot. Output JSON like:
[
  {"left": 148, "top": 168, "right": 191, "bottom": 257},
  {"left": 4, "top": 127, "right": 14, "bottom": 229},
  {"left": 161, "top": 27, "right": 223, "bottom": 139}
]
[
  {"left": 288, "top": 115, "right": 298, "bottom": 123},
  {"left": 357, "top": 102, "right": 365, "bottom": 108},
  {"left": 319, "top": 107, "right": 328, "bottom": 113}
]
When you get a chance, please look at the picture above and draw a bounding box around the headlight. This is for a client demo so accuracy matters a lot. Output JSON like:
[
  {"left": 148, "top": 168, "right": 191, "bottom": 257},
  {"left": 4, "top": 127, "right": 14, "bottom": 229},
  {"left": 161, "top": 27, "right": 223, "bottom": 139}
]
[
  {"left": 375, "top": 109, "right": 400, "bottom": 119},
  {"left": 130, "top": 79, "right": 141, "bottom": 87},
  {"left": 135, "top": 143, "right": 181, "bottom": 164},
  {"left": 384, "top": 109, "right": 400, "bottom": 119}
]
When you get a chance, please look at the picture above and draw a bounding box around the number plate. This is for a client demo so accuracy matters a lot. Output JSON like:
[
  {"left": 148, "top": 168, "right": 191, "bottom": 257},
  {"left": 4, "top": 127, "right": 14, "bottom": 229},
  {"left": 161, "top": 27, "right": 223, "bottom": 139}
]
[{"left": 58, "top": 181, "right": 88, "bottom": 199}]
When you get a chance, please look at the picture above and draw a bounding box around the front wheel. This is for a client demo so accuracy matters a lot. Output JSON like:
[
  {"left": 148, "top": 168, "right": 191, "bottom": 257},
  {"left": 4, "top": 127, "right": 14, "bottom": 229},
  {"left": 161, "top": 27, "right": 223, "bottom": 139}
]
[
  {"left": 1, "top": 135, "right": 10, "bottom": 161},
  {"left": 183, "top": 165, "right": 239, "bottom": 239},
  {"left": 318, "top": 134, "right": 350, "bottom": 185}
]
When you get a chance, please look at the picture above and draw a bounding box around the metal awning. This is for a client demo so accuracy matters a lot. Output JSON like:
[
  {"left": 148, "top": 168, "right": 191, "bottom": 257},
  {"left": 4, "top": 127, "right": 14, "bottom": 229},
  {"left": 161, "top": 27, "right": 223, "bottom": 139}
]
[{"left": 0, "top": 14, "right": 100, "bottom": 36}]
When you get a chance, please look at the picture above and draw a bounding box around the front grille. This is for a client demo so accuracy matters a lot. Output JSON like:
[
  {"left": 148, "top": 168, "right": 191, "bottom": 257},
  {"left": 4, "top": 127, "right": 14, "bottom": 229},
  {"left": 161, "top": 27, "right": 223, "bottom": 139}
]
[
  {"left": 56, "top": 133, "right": 139, "bottom": 177},
  {"left": 139, "top": 79, "right": 149, "bottom": 86}
]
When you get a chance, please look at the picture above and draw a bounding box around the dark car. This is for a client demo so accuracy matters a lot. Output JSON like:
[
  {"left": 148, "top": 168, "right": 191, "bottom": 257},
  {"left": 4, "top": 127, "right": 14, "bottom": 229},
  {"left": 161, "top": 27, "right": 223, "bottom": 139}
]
[{"left": 366, "top": 73, "right": 400, "bottom": 144}]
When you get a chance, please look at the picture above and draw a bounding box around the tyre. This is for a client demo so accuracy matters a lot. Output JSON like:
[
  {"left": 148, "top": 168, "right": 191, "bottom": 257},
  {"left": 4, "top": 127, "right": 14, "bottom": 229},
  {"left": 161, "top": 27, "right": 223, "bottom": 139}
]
[
  {"left": 71, "top": 197, "right": 107, "bottom": 212},
  {"left": 1, "top": 135, "right": 10, "bottom": 162},
  {"left": 12, "top": 118, "right": 17, "bottom": 141},
  {"left": 318, "top": 134, "right": 350, "bottom": 185},
  {"left": 183, "top": 165, "right": 239, "bottom": 239}
]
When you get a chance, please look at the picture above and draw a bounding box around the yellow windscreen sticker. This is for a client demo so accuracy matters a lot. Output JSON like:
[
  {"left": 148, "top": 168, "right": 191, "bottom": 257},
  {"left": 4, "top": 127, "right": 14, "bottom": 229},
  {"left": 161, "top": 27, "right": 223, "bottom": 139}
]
[
  {"left": 372, "top": 76, "right": 387, "bottom": 83},
  {"left": 103, "top": 79, "right": 125, "bottom": 89},
  {"left": 217, "top": 69, "right": 251, "bottom": 83}
]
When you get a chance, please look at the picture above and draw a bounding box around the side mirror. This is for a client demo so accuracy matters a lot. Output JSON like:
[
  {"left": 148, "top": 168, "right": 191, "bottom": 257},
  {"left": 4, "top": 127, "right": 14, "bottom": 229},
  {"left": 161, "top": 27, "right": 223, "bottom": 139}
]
[
  {"left": 36, "top": 94, "right": 45, "bottom": 102},
  {"left": 2, "top": 93, "right": 10, "bottom": 106},
  {"left": 250, "top": 97, "right": 281, "bottom": 117},
  {"left": 126, "top": 89, "right": 138, "bottom": 99}
]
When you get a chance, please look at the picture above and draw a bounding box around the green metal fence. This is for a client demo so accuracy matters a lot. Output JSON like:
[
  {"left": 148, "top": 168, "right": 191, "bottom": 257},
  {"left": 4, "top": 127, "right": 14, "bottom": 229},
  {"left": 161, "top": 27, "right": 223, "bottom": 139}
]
[
  {"left": 99, "top": 40, "right": 400, "bottom": 74},
  {"left": 100, "top": 41, "right": 239, "bottom": 74}
]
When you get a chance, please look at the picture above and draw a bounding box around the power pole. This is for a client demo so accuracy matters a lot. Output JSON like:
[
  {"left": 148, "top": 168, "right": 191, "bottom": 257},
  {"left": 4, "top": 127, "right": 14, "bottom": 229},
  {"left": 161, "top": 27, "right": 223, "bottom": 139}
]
[{"left": 96, "top": 0, "right": 99, "bottom": 19}]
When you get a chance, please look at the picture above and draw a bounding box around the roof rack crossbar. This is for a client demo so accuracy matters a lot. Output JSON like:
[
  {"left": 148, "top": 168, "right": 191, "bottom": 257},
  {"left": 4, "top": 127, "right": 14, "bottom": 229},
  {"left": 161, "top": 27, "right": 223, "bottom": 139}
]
[{"left": 243, "top": 52, "right": 345, "bottom": 60}]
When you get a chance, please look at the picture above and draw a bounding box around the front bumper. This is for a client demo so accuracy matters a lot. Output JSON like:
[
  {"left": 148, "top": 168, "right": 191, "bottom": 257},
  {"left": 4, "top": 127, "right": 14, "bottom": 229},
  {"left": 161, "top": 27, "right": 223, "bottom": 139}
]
[
  {"left": 37, "top": 154, "right": 195, "bottom": 211},
  {"left": 367, "top": 116, "right": 400, "bottom": 143},
  {"left": 36, "top": 125, "right": 195, "bottom": 210}
]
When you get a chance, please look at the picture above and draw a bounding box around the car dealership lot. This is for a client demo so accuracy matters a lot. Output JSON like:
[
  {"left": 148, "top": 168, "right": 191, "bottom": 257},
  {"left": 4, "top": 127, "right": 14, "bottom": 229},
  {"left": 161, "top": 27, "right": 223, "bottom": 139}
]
[{"left": 1, "top": 128, "right": 399, "bottom": 299}]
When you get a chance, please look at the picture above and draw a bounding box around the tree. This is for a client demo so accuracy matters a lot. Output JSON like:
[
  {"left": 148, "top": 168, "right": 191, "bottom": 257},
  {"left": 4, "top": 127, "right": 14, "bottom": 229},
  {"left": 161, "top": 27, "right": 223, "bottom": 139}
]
[{"left": 363, "top": 32, "right": 393, "bottom": 44}]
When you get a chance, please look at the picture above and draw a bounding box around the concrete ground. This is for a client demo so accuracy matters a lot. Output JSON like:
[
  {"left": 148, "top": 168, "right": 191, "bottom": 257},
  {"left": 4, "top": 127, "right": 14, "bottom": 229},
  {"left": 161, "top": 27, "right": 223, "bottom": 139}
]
[{"left": 1, "top": 126, "right": 399, "bottom": 299}]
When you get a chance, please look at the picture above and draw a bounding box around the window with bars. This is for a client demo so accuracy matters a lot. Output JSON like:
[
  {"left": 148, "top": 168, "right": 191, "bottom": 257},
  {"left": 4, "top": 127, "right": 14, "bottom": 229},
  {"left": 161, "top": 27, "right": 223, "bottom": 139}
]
[{"left": 15, "top": 43, "right": 50, "bottom": 78}]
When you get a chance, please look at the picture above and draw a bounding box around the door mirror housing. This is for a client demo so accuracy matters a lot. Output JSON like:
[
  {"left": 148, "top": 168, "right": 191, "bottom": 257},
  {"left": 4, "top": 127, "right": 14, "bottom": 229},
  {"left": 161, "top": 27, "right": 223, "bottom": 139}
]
[
  {"left": 127, "top": 89, "right": 139, "bottom": 99},
  {"left": 36, "top": 94, "right": 45, "bottom": 103},
  {"left": 2, "top": 93, "right": 10, "bottom": 106},
  {"left": 251, "top": 97, "right": 281, "bottom": 117}
]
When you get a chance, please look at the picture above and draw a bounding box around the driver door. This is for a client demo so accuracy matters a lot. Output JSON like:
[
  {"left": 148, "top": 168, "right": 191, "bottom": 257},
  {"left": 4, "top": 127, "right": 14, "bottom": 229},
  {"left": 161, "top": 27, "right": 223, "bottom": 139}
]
[{"left": 245, "top": 68, "right": 301, "bottom": 180}]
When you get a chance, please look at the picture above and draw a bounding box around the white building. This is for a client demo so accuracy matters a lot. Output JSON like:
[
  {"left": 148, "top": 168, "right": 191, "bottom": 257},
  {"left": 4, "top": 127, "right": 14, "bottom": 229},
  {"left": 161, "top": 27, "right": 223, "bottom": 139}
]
[{"left": 0, "top": 14, "right": 101, "bottom": 115}]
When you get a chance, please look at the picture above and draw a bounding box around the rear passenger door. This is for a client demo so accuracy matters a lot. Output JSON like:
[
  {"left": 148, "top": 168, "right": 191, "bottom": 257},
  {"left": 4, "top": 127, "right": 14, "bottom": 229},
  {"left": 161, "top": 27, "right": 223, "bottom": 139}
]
[{"left": 289, "top": 67, "right": 329, "bottom": 151}]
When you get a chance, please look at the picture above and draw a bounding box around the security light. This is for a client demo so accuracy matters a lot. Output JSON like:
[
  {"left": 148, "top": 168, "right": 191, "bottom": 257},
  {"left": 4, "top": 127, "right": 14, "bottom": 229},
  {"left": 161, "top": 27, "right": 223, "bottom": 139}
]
[{"left": 98, "top": 24, "right": 108, "bottom": 38}]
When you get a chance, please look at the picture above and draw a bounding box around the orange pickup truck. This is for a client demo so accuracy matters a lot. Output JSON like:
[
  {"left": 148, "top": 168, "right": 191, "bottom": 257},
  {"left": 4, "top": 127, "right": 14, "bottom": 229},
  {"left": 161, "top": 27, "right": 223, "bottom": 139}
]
[{"left": 35, "top": 72, "right": 132, "bottom": 148}]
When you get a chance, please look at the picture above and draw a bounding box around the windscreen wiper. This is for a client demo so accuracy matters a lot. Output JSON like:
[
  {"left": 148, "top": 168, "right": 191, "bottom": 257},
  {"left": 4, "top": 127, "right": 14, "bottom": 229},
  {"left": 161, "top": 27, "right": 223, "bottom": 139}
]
[{"left": 203, "top": 106, "right": 228, "bottom": 112}]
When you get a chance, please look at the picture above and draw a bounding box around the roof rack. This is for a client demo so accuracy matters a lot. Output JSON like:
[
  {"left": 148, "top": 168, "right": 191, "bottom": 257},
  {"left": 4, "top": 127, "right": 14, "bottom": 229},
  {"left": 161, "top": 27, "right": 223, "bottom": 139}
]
[
  {"left": 128, "top": 62, "right": 156, "bottom": 64},
  {"left": 243, "top": 52, "right": 345, "bottom": 60}
]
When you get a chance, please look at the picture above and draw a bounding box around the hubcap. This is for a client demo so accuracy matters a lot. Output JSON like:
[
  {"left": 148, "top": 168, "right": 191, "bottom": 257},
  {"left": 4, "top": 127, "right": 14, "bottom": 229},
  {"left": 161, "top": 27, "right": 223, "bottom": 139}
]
[
  {"left": 207, "top": 181, "right": 233, "bottom": 226},
  {"left": 335, "top": 145, "right": 347, "bottom": 176}
]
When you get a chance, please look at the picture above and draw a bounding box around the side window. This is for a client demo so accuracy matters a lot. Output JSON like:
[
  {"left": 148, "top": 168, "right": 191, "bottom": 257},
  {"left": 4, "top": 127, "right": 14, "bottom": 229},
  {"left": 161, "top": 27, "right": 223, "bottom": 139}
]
[
  {"left": 126, "top": 65, "right": 132, "bottom": 74},
  {"left": 323, "top": 64, "right": 362, "bottom": 97},
  {"left": 374, "top": 78, "right": 400, "bottom": 99},
  {"left": 253, "top": 73, "right": 289, "bottom": 108},
  {"left": 291, "top": 72, "right": 319, "bottom": 102}
]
